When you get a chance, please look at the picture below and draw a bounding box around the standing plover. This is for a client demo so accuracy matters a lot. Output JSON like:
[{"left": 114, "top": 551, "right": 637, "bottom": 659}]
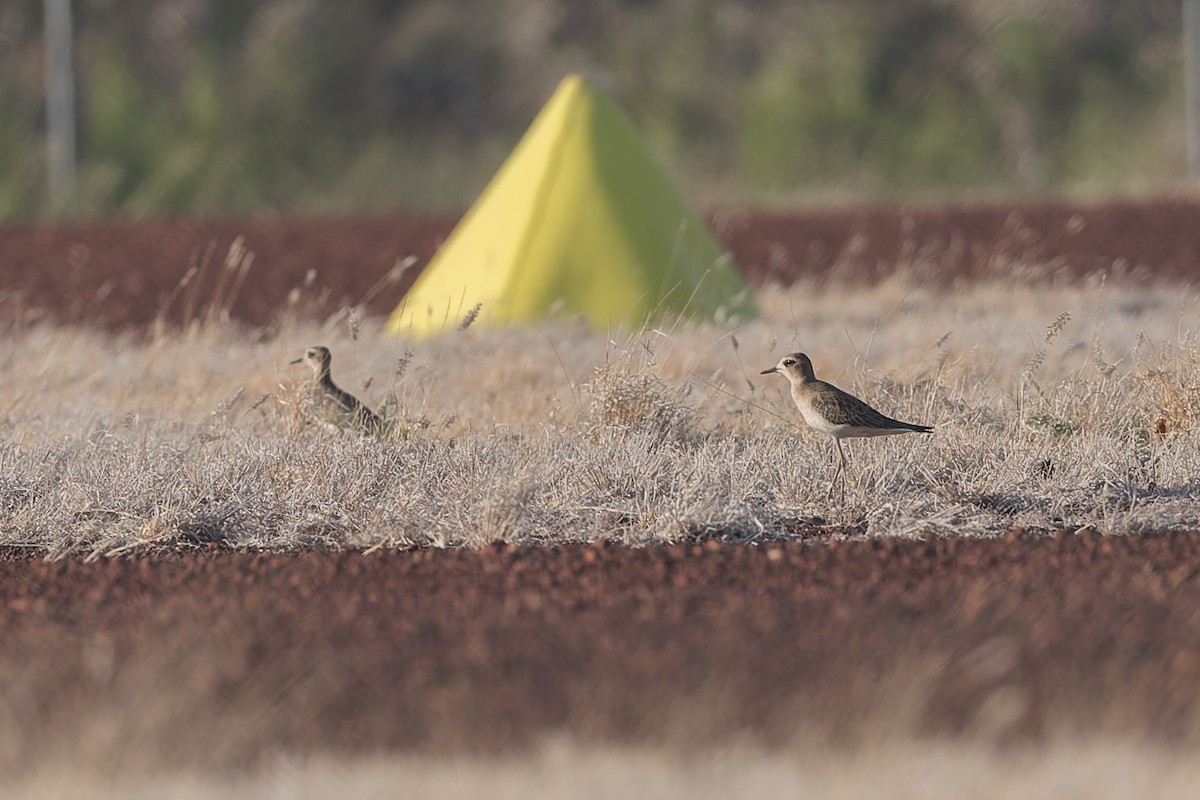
[
  {"left": 761, "top": 352, "right": 931, "bottom": 497},
  {"left": 292, "top": 345, "right": 382, "bottom": 434}
]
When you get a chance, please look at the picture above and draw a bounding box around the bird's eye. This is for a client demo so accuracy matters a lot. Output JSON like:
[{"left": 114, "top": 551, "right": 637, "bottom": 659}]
[{"left": 783, "top": 359, "right": 795, "bottom": 366}]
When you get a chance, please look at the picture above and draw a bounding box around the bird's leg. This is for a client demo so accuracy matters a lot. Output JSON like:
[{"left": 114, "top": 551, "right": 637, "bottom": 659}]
[
  {"left": 828, "top": 439, "right": 848, "bottom": 503},
  {"left": 825, "top": 467, "right": 839, "bottom": 500},
  {"left": 826, "top": 439, "right": 846, "bottom": 501}
]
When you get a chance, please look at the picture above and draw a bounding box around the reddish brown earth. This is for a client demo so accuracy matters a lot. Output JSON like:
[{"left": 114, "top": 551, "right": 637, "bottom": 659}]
[
  {"left": 3, "top": 201, "right": 1200, "bottom": 771},
  {"left": 3, "top": 532, "right": 1200, "bottom": 772},
  {"left": 2, "top": 197, "right": 1200, "bottom": 330}
]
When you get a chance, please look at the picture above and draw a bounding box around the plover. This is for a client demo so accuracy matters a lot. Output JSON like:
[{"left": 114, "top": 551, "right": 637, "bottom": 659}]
[
  {"left": 292, "top": 345, "right": 382, "bottom": 434},
  {"left": 761, "top": 352, "right": 931, "bottom": 496}
]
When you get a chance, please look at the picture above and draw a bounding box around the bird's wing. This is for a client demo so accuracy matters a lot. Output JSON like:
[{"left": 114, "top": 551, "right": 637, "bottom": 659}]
[{"left": 814, "top": 382, "right": 912, "bottom": 429}]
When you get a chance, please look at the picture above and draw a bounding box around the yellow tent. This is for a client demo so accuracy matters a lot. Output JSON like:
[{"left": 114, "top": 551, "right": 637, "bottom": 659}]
[{"left": 387, "top": 74, "right": 758, "bottom": 337}]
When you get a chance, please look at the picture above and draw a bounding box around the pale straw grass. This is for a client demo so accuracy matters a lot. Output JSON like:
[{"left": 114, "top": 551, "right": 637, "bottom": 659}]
[
  {"left": 1, "top": 277, "right": 1198, "bottom": 555},
  {"left": 10, "top": 738, "right": 1200, "bottom": 800}
]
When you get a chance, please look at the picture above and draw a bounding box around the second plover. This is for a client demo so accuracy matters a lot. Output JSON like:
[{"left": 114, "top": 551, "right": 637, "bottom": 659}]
[
  {"left": 292, "top": 345, "right": 382, "bottom": 434},
  {"left": 761, "top": 352, "right": 932, "bottom": 496}
]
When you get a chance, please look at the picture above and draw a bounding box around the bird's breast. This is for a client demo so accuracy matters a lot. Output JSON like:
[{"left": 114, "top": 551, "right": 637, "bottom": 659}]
[{"left": 792, "top": 392, "right": 841, "bottom": 436}]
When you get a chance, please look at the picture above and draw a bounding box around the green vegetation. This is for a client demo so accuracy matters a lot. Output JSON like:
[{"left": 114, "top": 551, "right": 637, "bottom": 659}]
[{"left": 0, "top": 0, "right": 1184, "bottom": 218}]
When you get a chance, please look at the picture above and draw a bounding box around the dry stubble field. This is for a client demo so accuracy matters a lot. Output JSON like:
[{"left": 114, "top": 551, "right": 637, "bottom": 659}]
[{"left": 4, "top": 200, "right": 1200, "bottom": 797}]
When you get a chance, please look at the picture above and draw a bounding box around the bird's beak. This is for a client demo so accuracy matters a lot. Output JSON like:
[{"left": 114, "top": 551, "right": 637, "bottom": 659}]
[
  {"left": 760, "top": 366, "right": 778, "bottom": 375},
  {"left": 289, "top": 357, "right": 302, "bottom": 364}
]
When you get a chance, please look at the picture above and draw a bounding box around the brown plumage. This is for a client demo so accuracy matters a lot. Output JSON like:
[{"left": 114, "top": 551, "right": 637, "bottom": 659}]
[
  {"left": 292, "top": 345, "right": 382, "bottom": 434},
  {"left": 761, "top": 352, "right": 931, "bottom": 496}
]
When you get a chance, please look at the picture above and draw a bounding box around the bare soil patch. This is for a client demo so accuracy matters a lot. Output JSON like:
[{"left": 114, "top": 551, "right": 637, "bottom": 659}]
[
  {"left": 3, "top": 198, "right": 1200, "bottom": 330},
  {"left": 3, "top": 530, "right": 1200, "bottom": 772}
]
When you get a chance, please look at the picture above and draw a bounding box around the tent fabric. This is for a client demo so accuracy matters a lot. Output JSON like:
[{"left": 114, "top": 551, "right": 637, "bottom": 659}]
[{"left": 387, "top": 74, "right": 758, "bottom": 337}]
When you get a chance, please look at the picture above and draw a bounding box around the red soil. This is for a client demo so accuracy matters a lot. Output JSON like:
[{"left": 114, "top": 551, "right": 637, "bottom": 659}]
[
  {"left": 2, "top": 201, "right": 1200, "bottom": 770},
  {"left": 3, "top": 531, "right": 1200, "bottom": 772},
  {"left": 2, "top": 197, "right": 1199, "bottom": 330}
]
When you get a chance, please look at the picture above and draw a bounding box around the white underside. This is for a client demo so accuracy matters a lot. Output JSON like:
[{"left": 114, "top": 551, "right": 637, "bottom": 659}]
[{"left": 822, "top": 424, "right": 913, "bottom": 440}]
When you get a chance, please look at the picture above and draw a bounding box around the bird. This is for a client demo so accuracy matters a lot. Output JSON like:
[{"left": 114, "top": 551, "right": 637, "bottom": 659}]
[
  {"left": 761, "top": 352, "right": 931, "bottom": 497},
  {"left": 291, "top": 345, "right": 382, "bottom": 434}
]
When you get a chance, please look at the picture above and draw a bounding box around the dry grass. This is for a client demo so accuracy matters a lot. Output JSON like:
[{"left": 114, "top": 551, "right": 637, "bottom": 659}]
[
  {"left": 2, "top": 276, "right": 1199, "bottom": 555},
  {"left": 11, "top": 738, "right": 1200, "bottom": 800}
]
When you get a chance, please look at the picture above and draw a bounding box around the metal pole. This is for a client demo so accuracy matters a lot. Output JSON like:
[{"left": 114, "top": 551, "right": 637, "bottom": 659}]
[
  {"left": 1186, "top": 0, "right": 1200, "bottom": 175},
  {"left": 44, "top": 0, "right": 76, "bottom": 212}
]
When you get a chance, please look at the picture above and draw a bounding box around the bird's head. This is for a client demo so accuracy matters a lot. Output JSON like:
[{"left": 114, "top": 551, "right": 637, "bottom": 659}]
[
  {"left": 760, "top": 352, "right": 817, "bottom": 383},
  {"left": 291, "top": 345, "right": 333, "bottom": 375}
]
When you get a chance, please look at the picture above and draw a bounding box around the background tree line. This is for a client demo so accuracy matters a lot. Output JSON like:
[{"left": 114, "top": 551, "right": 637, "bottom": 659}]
[{"left": 0, "top": 0, "right": 1183, "bottom": 218}]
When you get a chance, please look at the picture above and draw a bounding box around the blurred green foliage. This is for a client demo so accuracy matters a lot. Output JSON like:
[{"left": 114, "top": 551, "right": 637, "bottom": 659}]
[{"left": 0, "top": 0, "right": 1184, "bottom": 218}]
